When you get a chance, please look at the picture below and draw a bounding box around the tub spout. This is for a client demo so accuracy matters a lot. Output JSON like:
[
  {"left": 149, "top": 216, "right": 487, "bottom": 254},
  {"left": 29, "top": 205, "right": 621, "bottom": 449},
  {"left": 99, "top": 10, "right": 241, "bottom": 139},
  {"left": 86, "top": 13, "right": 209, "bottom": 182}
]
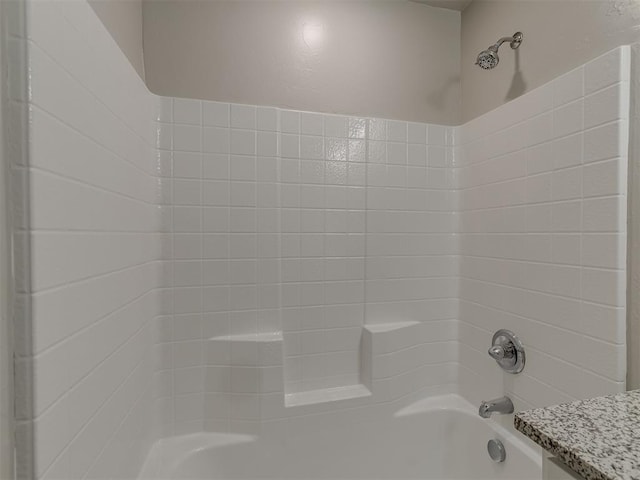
[{"left": 479, "top": 396, "right": 514, "bottom": 418}]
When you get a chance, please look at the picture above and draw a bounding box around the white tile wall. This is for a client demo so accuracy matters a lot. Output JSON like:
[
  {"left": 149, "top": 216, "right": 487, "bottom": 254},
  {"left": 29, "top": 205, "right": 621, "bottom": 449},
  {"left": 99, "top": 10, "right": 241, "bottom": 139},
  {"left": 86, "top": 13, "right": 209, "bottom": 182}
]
[
  {"left": 155, "top": 97, "right": 284, "bottom": 435},
  {"left": 15, "top": 1, "right": 160, "bottom": 478},
  {"left": 144, "top": 48, "right": 631, "bottom": 442},
  {"left": 280, "top": 109, "right": 368, "bottom": 394},
  {"left": 155, "top": 102, "right": 459, "bottom": 432},
  {"left": 14, "top": 0, "right": 631, "bottom": 473},
  {"left": 456, "top": 46, "right": 629, "bottom": 413}
]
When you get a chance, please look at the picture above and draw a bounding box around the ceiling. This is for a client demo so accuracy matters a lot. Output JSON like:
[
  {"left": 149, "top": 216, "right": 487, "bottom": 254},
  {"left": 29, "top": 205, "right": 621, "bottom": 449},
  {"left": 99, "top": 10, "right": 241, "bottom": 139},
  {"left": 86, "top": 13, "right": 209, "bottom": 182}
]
[{"left": 412, "top": 0, "right": 473, "bottom": 11}]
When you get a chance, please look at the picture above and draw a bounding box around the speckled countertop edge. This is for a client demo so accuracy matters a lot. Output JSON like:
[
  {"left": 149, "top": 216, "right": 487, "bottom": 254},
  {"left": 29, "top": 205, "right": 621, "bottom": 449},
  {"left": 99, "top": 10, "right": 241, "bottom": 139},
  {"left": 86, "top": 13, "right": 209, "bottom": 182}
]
[
  {"left": 514, "top": 390, "right": 640, "bottom": 480},
  {"left": 514, "top": 414, "right": 611, "bottom": 480}
]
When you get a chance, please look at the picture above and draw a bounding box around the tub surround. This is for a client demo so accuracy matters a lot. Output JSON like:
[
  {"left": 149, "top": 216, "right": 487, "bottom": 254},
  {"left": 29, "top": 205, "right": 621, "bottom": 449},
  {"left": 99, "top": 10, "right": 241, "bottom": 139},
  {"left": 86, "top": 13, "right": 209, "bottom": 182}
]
[
  {"left": 155, "top": 99, "right": 459, "bottom": 433},
  {"left": 457, "top": 45, "right": 629, "bottom": 413},
  {"left": 156, "top": 45, "right": 631, "bottom": 435},
  {"left": 515, "top": 390, "right": 640, "bottom": 480},
  {"left": 14, "top": 0, "right": 632, "bottom": 476},
  {"left": 13, "top": 1, "right": 160, "bottom": 478}
]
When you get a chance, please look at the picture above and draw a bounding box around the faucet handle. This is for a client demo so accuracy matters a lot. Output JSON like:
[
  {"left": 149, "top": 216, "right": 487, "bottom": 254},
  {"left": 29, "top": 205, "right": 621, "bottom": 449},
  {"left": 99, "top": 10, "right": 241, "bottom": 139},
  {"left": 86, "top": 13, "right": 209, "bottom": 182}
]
[
  {"left": 488, "top": 345, "right": 505, "bottom": 360},
  {"left": 488, "top": 329, "right": 525, "bottom": 374}
]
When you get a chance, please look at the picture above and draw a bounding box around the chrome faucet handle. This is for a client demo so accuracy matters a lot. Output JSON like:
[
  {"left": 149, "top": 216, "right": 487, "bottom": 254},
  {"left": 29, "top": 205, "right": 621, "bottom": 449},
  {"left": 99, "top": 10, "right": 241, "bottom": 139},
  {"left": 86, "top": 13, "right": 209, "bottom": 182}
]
[
  {"left": 488, "top": 344, "right": 515, "bottom": 360},
  {"left": 488, "top": 345, "right": 505, "bottom": 360},
  {"left": 488, "top": 329, "right": 525, "bottom": 374}
]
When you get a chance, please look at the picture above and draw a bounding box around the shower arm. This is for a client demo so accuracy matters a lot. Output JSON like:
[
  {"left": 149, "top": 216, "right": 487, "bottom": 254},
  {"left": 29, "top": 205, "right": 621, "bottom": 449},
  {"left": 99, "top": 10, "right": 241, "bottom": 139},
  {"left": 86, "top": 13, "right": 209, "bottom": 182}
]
[{"left": 492, "top": 32, "right": 523, "bottom": 51}]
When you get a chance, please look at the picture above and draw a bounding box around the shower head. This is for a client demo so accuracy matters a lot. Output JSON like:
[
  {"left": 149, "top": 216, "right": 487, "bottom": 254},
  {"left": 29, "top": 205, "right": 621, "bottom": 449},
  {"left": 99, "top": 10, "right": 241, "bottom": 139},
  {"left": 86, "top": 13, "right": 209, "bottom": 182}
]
[
  {"left": 476, "top": 46, "right": 500, "bottom": 70},
  {"left": 475, "top": 32, "right": 523, "bottom": 70}
]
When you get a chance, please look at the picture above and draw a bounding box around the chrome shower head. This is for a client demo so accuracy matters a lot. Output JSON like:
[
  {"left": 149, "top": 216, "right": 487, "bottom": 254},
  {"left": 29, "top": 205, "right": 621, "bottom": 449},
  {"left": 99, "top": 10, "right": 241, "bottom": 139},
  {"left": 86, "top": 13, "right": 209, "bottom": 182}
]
[
  {"left": 475, "top": 32, "right": 523, "bottom": 70},
  {"left": 476, "top": 46, "right": 499, "bottom": 70}
]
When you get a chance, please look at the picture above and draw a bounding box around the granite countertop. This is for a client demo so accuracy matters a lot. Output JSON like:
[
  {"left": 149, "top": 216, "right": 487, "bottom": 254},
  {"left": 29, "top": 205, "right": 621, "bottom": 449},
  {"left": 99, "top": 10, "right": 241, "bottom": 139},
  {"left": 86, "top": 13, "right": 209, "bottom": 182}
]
[{"left": 514, "top": 390, "right": 640, "bottom": 480}]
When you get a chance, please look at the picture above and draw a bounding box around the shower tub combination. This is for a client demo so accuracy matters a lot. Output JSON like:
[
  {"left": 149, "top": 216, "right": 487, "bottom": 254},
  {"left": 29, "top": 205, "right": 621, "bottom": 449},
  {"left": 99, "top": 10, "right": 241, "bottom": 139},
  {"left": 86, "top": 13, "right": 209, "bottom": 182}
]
[
  {"left": 140, "top": 395, "right": 541, "bottom": 480},
  {"left": 13, "top": 0, "right": 630, "bottom": 479}
]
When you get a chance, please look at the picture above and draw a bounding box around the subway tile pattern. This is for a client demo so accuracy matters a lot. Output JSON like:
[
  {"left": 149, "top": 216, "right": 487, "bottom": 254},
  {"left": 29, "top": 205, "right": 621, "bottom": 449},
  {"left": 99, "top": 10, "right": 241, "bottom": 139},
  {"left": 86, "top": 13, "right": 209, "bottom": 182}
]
[
  {"left": 15, "top": 1, "right": 160, "bottom": 479},
  {"left": 456, "top": 47, "right": 630, "bottom": 414}
]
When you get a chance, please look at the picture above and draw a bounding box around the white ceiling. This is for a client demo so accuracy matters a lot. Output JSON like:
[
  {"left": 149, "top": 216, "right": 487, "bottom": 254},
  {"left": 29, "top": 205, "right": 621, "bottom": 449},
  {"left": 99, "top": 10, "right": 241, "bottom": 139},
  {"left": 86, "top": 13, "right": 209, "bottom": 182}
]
[{"left": 411, "top": 0, "right": 473, "bottom": 12}]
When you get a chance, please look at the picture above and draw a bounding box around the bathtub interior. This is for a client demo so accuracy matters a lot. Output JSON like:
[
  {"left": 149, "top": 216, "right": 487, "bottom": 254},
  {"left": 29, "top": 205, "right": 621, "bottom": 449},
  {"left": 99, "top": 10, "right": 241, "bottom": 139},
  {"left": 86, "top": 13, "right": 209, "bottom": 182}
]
[{"left": 140, "top": 394, "right": 542, "bottom": 480}]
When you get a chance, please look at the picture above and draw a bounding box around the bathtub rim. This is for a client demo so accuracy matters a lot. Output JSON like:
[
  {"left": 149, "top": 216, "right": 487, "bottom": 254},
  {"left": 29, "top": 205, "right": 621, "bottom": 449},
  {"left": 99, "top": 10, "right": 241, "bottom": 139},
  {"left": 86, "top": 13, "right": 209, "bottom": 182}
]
[{"left": 139, "top": 393, "right": 542, "bottom": 479}]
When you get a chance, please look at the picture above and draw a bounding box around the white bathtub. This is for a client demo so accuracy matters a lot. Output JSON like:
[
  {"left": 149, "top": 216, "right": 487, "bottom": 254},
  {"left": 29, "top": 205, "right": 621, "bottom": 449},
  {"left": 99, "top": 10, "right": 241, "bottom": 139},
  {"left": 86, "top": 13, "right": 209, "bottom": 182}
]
[{"left": 139, "top": 394, "right": 542, "bottom": 479}]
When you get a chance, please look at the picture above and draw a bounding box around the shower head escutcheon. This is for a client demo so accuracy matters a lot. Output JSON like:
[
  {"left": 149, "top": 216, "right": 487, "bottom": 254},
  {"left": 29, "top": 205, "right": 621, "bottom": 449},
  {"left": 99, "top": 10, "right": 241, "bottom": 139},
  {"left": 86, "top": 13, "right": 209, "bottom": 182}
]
[{"left": 475, "top": 32, "right": 523, "bottom": 70}]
